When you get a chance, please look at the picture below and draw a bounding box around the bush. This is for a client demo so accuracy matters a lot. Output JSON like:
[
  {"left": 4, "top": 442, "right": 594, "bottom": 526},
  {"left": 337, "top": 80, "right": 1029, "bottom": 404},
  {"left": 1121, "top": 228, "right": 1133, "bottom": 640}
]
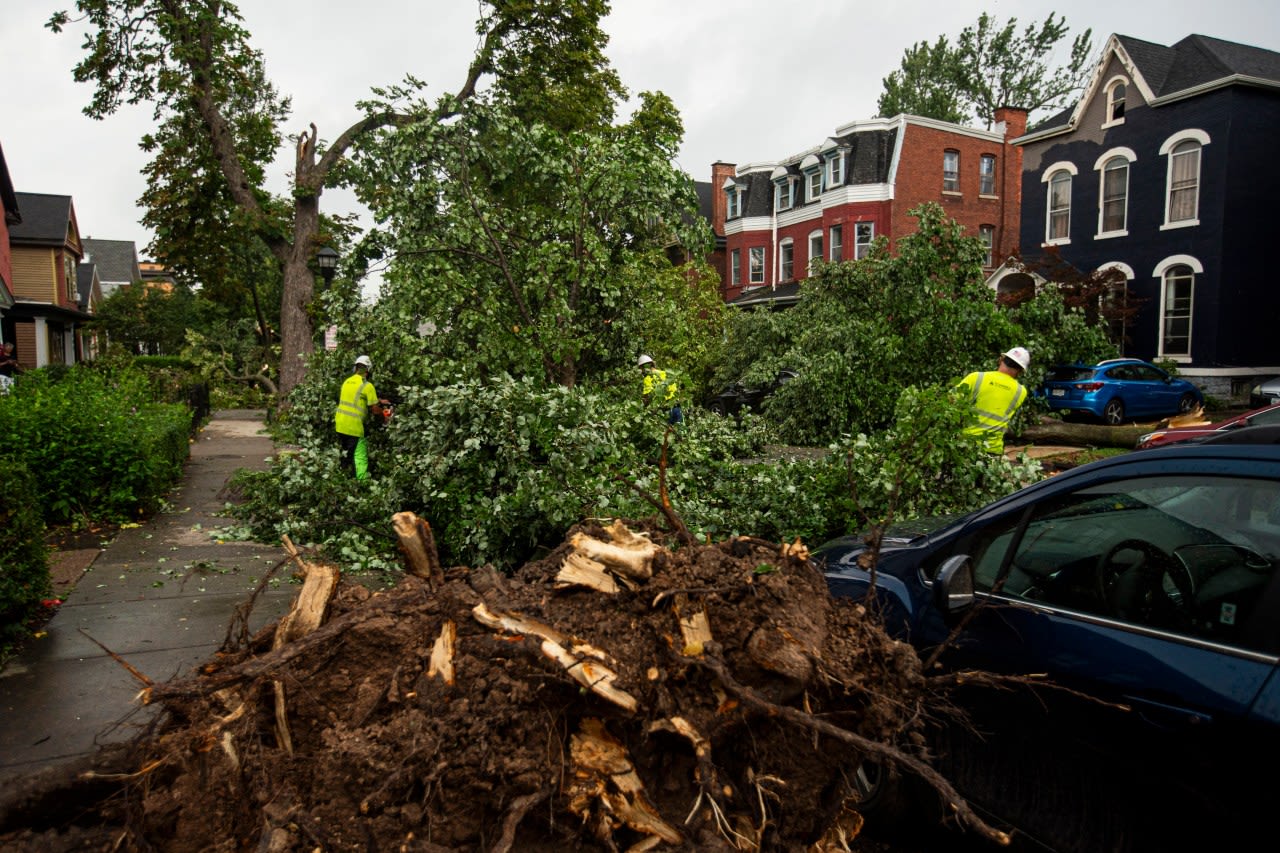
[
  {"left": 0, "top": 365, "right": 192, "bottom": 524},
  {"left": 0, "top": 459, "right": 51, "bottom": 650}
]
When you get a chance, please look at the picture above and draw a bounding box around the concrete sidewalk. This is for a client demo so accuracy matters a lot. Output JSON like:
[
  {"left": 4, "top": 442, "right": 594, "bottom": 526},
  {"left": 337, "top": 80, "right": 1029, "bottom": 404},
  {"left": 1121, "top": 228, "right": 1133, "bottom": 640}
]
[{"left": 0, "top": 410, "right": 296, "bottom": 786}]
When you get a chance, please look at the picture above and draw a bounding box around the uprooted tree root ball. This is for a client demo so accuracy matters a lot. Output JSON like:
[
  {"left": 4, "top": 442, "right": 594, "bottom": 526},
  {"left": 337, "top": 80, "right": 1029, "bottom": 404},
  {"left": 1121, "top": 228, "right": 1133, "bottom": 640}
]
[{"left": 0, "top": 517, "right": 1006, "bottom": 852}]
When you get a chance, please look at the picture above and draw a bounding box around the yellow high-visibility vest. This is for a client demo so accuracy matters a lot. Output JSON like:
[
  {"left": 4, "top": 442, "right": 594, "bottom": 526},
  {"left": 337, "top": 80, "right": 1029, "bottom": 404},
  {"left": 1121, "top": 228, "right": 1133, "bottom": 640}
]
[
  {"left": 642, "top": 368, "right": 678, "bottom": 403},
  {"left": 334, "top": 373, "right": 378, "bottom": 437},
  {"left": 957, "top": 371, "right": 1027, "bottom": 454}
]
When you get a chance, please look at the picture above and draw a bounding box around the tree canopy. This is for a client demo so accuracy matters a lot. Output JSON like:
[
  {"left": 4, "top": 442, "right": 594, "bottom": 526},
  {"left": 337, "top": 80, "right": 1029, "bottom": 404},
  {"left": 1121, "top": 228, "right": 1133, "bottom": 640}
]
[
  {"left": 49, "top": 0, "right": 630, "bottom": 399},
  {"left": 877, "top": 12, "right": 1094, "bottom": 127},
  {"left": 715, "top": 203, "right": 1116, "bottom": 445}
]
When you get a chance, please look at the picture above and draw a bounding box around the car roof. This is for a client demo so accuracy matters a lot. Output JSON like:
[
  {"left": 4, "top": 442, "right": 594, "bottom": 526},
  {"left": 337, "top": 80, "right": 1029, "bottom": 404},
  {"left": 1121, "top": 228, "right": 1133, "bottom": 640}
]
[{"left": 1051, "top": 358, "right": 1148, "bottom": 370}]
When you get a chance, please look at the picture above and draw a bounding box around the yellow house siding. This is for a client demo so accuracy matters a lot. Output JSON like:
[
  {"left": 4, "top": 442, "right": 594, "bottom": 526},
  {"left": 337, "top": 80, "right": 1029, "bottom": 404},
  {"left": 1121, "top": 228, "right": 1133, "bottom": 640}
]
[{"left": 11, "top": 248, "right": 56, "bottom": 301}]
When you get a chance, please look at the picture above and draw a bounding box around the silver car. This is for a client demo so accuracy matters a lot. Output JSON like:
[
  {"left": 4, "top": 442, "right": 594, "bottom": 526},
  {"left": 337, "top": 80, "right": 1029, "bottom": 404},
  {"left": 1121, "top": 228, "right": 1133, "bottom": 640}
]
[{"left": 1250, "top": 375, "right": 1280, "bottom": 408}]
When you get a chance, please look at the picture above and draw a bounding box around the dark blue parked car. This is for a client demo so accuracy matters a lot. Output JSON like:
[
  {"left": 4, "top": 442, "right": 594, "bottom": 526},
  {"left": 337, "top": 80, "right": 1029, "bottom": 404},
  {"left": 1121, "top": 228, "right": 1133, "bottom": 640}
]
[
  {"left": 1039, "top": 358, "right": 1203, "bottom": 425},
  {"left": 815, "top": 444, "right": 1280, "bottom": 852}
]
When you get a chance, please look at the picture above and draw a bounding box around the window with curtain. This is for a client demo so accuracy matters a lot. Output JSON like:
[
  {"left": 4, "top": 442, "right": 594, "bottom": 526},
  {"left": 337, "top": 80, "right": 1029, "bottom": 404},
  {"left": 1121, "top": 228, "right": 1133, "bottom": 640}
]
[
  {"left": 943, "top": 150, "right": 960, "bottom": 191},
  {"left": 1048, "top": 171, "right": 1072, "bottom": 241},
  {"left": 980, "top": 154, "right": 996, "bottom": 195},
  {"left": 749, "top": 247, "right": 765, "bottom": 284},
  {"left": 1161, "top": 265, "right": 1194, "bottom": 357},
  {"left": 1101, "top": 157, "right": 1129, "bottom": 233},
  {"left": 1168, "top": 141, "right": 1201, "bottom": 223}
]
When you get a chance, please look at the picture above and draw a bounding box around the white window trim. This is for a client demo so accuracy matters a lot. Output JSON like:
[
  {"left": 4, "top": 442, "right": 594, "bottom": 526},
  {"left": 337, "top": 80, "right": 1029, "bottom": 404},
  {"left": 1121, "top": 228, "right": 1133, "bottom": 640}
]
[
  {"left": 979, "top": 224, "right": 995, "bottom": 267},
  {"left": 854, "top": 221, "right": 875, "bottom": 259},
  {"left": 826, "top": 150, "right": 846, "bottom": 188},
  {"left": 829, "top": 225, "right": 843, "bottom": 261},
  {"left": 749, "top": 246, "right": 766, "bottom": 284},
  {"left": 778, "top": 238, "right": 794, "bottom": 282},
  {"left": 1102, "top": 75, "right": 1129, "bottom": 129},
  {"left": 1156, "top": 259, "right": 1199, "bottom": 362},
  {"left": 774, "top": 180, "right": 793, "bottom": 212},
  {"left": 730, "top": 248, "right": 741, "bottom": 285},
  {"left": 1094, "top": 148, "right": 1136, "bottom": 239},
  {"left": 805, "top": 169, "right": 822, "bottom": 203},
  {"left": 1043, "top": 163, "right": 1077, "bottom": 246},
  {"left": 807, "top": 229, "right": 823, "bottom": 273},
  {"left": 1160, "top": 129, "right": 1210, "bottom": 229}
]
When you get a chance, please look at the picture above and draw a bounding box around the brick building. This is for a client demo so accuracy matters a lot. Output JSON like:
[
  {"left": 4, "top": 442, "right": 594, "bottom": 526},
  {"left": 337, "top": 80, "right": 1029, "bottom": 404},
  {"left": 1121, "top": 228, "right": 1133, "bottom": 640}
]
[{"left": 711, "top": 109, "right": 1026, "bottom": 307}]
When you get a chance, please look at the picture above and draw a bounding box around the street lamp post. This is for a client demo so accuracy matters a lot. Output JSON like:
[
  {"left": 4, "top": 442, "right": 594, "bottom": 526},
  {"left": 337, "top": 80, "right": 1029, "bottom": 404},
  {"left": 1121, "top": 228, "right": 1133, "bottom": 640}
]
[{"left": 316, "top": 246, "right": 339, "bottom": 287}]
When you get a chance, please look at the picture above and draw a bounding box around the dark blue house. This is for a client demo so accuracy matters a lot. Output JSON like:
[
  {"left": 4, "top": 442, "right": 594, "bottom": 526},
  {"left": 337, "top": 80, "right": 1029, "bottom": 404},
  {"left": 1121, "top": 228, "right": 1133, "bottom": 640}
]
[{"left": 1007, "top": 33, "right": 1280, "bottom": 399}]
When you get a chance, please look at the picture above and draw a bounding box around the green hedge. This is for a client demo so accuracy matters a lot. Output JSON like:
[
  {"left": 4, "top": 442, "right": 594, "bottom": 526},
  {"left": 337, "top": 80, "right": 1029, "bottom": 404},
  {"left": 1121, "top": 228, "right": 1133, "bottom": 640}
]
[
  {"left": 0, "top": 365, "right": 193, "bottom": 523},
  {"left": 0, "top": 458, "right": 51, "bottom": 648}
]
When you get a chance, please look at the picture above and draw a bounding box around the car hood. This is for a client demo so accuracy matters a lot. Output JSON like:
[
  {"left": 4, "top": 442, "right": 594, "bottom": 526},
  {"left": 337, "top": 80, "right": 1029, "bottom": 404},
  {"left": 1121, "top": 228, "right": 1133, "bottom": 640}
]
[{"left": 814, "top": 513, "right": 966, "bottom": 567}]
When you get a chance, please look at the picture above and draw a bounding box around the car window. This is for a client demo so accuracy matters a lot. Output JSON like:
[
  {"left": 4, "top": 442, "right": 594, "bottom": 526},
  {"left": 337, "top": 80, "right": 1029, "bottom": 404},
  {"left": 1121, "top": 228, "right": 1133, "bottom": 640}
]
[
  {"left": 1252, "top": 407, "right": 1280, "bottom": 426},
  {"left": 1133, "top": 365, "right": 1164, "bottom": 382},
  {"left": 1047, "top": 367, "right": 1093, "bottom": 382},
  {"left": 1105, "top": 366, "right": 1130, "bottom": 381},
  {"left": 966, "top": 475, "right": 1280, "bottom": 652}
]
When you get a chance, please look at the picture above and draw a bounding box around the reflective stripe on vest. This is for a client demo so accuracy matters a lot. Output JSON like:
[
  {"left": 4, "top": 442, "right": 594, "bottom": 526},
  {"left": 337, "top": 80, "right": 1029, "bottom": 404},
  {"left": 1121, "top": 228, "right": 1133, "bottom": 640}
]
[
  {"left": 335, "top": 376, "right": 373, "bottom": 436},
  {"left": 966, "top": 372, "right": 1027, "bottom": 451}
]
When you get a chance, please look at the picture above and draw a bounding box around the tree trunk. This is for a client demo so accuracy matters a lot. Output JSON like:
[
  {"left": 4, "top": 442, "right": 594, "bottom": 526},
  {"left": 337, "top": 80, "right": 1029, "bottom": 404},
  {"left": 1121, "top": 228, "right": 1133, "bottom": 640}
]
[{"left": 1018, "top": 420, "right": 1151, "bottom": 449}]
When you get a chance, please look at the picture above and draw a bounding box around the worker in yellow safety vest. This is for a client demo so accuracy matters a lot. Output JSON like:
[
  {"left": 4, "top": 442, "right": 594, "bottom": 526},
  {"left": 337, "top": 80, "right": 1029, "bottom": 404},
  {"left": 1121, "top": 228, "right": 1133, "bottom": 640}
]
[
  {"left": 638, "top": 354, "right": 683, "bottom": 425},
  {"left": 334, "top": 355, "right": 389, "bottom": 480},
  {"left": 956, "top": 347, "right": 1030, "bottom": 454}
]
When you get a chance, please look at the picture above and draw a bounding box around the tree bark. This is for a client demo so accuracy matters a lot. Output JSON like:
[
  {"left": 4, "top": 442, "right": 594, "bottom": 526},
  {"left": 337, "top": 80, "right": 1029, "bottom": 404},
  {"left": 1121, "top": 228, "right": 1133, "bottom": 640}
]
[{"left": 1018, "top": 421, "right": 1150, "bottom": 448}]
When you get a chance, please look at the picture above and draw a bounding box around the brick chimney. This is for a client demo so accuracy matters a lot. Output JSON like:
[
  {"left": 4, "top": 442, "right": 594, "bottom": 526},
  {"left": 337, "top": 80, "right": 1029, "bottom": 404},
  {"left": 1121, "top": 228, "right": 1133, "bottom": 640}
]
[
  {"left": 710, "top": 161, "right": 737, "bottom": 235},
  {"left": 994, "top": 107, "right": 1028, "bottom": 264}
]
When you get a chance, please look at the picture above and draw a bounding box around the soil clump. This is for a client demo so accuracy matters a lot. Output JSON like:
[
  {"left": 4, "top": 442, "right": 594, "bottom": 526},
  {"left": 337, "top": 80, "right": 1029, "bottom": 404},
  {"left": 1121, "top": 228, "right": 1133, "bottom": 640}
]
[{"left": 0, "top": 518, "right": 986, "bottom": 852}]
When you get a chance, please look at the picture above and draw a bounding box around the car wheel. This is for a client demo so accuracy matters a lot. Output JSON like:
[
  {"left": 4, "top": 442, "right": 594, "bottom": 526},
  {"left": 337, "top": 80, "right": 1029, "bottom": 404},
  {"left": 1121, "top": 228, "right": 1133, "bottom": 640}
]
[
  {"left": 708, "top": 400, "right": 727, "bottom": 417},
  {"left": 846, "top": 758, "right": 912, "bottom": 832},
  {"left": 1178, "top": 393, "right": 1198, "bottom": 415},
  {"left": 1103, "top": 399, "right": 1125, "bottom": 426}
]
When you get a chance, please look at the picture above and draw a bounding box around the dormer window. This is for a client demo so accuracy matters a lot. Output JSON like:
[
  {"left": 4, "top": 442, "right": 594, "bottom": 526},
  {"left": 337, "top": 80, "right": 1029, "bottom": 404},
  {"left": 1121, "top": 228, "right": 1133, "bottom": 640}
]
[
  {"left": 771, "top": 166, "right": 794, "bottom": 212},
  {"left": 1105, "top": 77, "right": 1127, "bottom": 127},
  {"left": 724, "top": 182, "right": 742, "bottom": 219},
  {"left": 800, "top": 153, "right": 822, "bottom": 202},
  {"left": 775, "top": 181, "right": 794, "bottom": 212},
  {"left": 826, "top": 150, "right": 846, "bottom": 188}
]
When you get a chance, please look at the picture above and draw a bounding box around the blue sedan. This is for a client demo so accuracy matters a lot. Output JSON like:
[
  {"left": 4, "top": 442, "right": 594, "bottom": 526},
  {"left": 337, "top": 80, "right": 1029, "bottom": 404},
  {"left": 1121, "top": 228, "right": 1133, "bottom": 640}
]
[
  {"left": 1039, "top": 358, "right": 1203, "bottom": 425},
  {"left": 815, "top": 443, "right": 1280, "bottom": 851}
]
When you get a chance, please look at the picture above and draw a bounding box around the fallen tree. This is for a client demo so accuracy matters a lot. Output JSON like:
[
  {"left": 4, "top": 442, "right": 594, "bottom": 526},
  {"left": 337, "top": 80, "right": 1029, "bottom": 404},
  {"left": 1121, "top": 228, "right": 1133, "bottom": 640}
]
[
  {"left": 0, "top": 514, "right": 1011, "bottom": 852},
  {"left": 1017, "top": 408, "right": 1210, "bottom": 449}
]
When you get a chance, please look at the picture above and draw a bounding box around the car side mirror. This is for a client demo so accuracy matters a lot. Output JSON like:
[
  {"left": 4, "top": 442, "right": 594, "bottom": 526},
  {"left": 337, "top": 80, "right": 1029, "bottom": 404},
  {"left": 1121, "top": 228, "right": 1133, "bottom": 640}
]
[{"left": 932, "top": 555, "right": 975, "bottom": 616}]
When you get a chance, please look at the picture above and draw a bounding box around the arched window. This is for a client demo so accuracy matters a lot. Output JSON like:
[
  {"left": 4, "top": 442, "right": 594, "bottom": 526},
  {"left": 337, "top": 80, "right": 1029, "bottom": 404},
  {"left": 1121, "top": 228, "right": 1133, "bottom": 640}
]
[
  {"left": 1168, "top": 140, "right": 1202, "bottom": 224},
  {"left": 1046, "top": 169, "right": 1073, "bottom": 243},
  {"left": 779, "top": 238, "right": 794, "bottom": 282},
  {"left": 1157, "top": 261, "right": 1199, "bottom": 359},
  {"left": 1098, "top": 154, "right": 1132, "bottom": 235},
  {"left": 1107, "top": 81, "right": 1126, "bottom": 123},
  {"left": 808, "top": 230, "right": 823, "bottom": 274}
]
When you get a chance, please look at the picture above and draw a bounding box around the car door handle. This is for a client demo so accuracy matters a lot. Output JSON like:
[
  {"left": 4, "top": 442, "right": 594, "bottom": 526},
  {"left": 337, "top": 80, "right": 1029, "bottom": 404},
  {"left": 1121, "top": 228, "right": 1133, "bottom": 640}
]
[{"left": 1123, "top": 694, "right": 1213, "bottom": 729}]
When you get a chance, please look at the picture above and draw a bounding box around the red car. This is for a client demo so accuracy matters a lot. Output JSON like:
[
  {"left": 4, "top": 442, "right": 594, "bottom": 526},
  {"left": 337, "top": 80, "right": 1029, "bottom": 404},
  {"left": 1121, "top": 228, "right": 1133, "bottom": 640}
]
[{"left": 1136, "top": 402, "right": 1280, "bottom": 449}]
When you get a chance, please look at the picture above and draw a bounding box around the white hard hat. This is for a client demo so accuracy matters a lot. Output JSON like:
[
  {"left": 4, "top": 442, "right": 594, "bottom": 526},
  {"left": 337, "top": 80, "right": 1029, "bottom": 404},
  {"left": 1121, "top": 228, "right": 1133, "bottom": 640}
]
[
  {"left": 355, "top": 355, "right": 372, "bottom": 370},
  {"left": 1003, "top": 347, "right": 1030, "bottom": 371},
  {"left": 637, "top": 354, "right": 654, "bottom": 367}
]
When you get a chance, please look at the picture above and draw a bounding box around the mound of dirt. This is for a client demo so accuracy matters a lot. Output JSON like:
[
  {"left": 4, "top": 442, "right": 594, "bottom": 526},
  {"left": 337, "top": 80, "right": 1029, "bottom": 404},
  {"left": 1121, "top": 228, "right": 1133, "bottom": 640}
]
[{"left": 0, "top": 517, "right": 997, "bottom": 852}]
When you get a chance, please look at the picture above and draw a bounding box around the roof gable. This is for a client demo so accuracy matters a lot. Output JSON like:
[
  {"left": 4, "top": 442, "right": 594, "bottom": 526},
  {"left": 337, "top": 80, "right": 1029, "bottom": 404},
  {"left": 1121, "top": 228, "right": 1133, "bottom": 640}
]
[
  {"left": 81, "top": 238, "right": 142, "bottom": 285},
  {"left": 0, "top": 141, "right": 19, "bottom": 226},
  {"left": 1027, "top": 32, "right": 1280, "bottom": 142},
  {"left": 10, "top": 192, "right": 75, "bottom": 246}
]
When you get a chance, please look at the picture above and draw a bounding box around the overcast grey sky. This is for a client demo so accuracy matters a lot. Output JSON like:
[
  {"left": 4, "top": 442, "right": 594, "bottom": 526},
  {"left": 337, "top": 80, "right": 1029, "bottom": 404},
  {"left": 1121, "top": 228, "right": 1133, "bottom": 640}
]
[{"left": 5, "top": 0, "right": 1278, "bottom": 292}]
